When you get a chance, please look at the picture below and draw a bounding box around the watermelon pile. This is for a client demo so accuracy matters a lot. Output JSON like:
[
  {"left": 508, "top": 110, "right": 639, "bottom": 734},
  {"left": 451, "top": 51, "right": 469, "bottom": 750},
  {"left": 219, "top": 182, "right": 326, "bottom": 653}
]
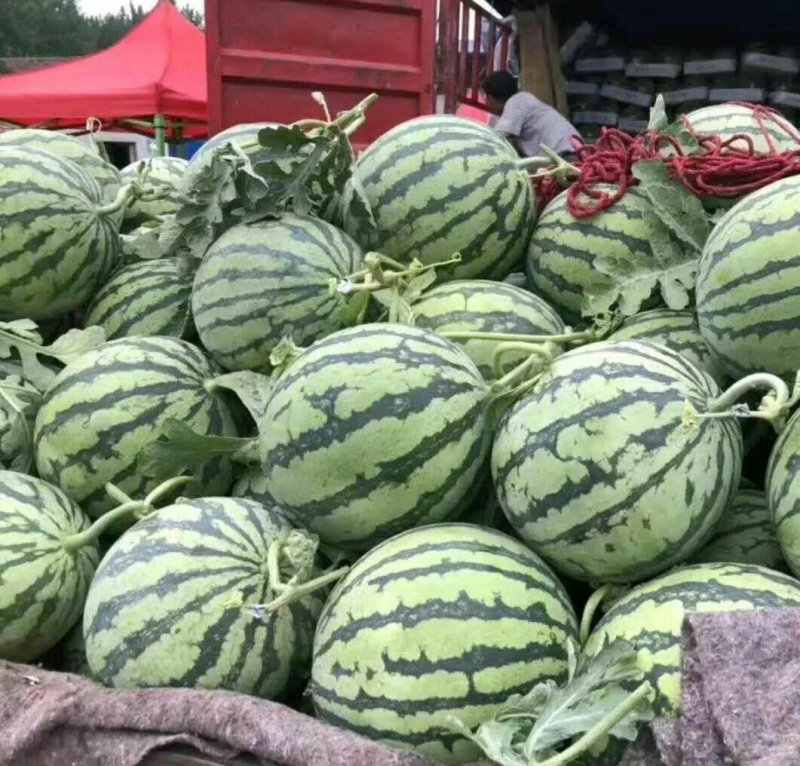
[{"left": 3, "top": 98, "right": 800, "bottom": 766}]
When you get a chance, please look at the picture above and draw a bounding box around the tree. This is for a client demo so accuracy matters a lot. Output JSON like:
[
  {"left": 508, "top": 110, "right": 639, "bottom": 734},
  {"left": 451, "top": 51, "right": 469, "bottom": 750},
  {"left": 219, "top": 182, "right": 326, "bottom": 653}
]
[{"left": 0, "top": 0, "right": 204, "bottom": 59}]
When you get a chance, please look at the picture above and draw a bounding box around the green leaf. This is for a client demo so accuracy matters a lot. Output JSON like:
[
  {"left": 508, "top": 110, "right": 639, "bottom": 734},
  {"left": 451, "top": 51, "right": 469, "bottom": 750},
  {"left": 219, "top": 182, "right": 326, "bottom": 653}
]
[
  {"left": 403, "top": 267, "right": 438, "bottom": 305},
  {"left": 210, "top": 371, "right": 273, "bottom": 427},
  {"left": 449, "top": 639, "right": 654, "bottom": 766},
  {"left": 138, "top": 419, "right": 255, "bottom": 483},
  {"left": 0, "top": 321, "right": 107, "bottom": 392},
  {"left": 525, "top": 640, "right": 652, "bottom": 754},
  {"left": 632, "top": 160, "right": 711, "bottom": 253},
  {"left": 648, "top": 94, "right": 668, "bottom": 131}
]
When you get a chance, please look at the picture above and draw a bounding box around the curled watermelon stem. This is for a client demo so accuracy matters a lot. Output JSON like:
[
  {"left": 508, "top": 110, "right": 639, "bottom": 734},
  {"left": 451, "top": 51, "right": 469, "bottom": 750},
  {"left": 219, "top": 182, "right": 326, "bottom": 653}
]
[
  {"left": 247, "top": 532, "right": 350, "bottom": 617},
  {"left": 490, "top": 343, "right": 557, "bottom": 397},
  {"left": 96, "top": 182, "right": 139, "bottom": 218},
  {"left": 60, "top": 476, "right": 194, "bottom": 552},
  {"left": 685, "top": 373, "right": 792, "bottom": 432},
  {"left": 579, "top": 584, "right": 617, "bottom": 645}
]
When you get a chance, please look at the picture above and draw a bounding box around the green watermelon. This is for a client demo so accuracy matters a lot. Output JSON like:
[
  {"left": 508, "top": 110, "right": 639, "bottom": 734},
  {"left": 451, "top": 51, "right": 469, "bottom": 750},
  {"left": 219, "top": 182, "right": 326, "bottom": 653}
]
[
  {"left": 34, "top": 337, "right": 240, "bottom": 520},
  {"left": 260, "top": 324, "right": 491, "bottom": 551},
  {"left": 84, "top": 259, "right": 193, "bottom": 340},
  {"left": 526, "top": 185, "right": 661, "bottom": 320},
  {"left": 410, "top": 279, "right": 565, "bottom": 380},
  {"left": 0, "top": 128, "right": 121, "bottom": 200},
  {"left": 690, "top": 488, "right": 785, "bottom": 571},
  {"left": 343, "top": 115, "right": 535, "bottom": 282},
  {"left": 192, "top": 214, "right": 362, "bottom": 372},
  {"left": 311, "top": 523, "right": 578, "bottom": 764},
  {"left": 0, "top": 471, "right": 99, "bottom": 662},
  {"left": 583, "top": 562, "right": 800, "bottom": 714},
  {"left": 120, "top": 156, "right": 188, "bottom": 226},
  {"left": 766, "top": 407, "right": 800, "bottom": 576},
  {"left": 696, "top": 175, "right": 800, "bottom": 379},
  {"left": 683, "top": 103, "right": 799, "bottom": 154},
  {"left": 0, "top": 145, "right": 121, "bottom": 319},
  {"left": 83, "top": 497, "right": 323, "bottom": 698},
  {"left": 492, "top": 340, "right": 742, "bottom": 583},
  {"left": 611, "top": 309, "right": 727, "bottom": 385}
]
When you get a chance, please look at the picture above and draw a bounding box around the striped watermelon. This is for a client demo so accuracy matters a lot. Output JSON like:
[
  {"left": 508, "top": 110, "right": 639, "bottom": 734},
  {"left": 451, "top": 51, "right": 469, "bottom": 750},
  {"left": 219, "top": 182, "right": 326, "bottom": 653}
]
[
  {"left": 0, "top": 128, "right": 121, "bottom": 201},
  {"left": 260, "top": 324, "right": 491, "bottom": 551},
  {"left": 610, "top": 309, "right": 727, "bottom": 384},
  {"left": 410, "top": 279, "right": 565, "bottom": 380},
  {"left": 34, "top": 337, "right": 240, "bottom": 520},
  {"left": 183, "top": 123, "right": 277, "bottom": 192},
  {"left": 343, "top": 115, "right": 535, "bottom": 282},
  {"left": 192, "top": 215, "right": 362, "bottom": 372},
  {"left": 766, "top": 407, "right": 800, "bottom": 576},
  {"left": 311, "top": 523, "right": 579, "bottom": 764},
  {"left": 121, "top": 156, "right": 188, "bottom": 226},
  {"left": 683, "top": 103, "right": 800, "bottom": 154},
  {"left": 492, "top": 340, "right": 742, "bottom": 583},
  {"left": 526, "top": 185, "right": 657, "bottom": 319},
  {"left": 690, "top": 488, "right": 785, "bottom": 571},
  {"left": 0, "top": 471, "right": 99, "bottom": 662},
  {"left": 232, "top": 466, "right": 272, "bottom": 507},
  {"left": 193, "top": 122, "right": 275, "bottom": 163},
  {"left": 84, "top": 497, "right": 323, "bottom": 698},
  {"left": 84, "top": 259, "right": 193, "bottom": 340},
  {"left": 696, "top": 175, "right": 800, "bottom": 379},
  {"left": 0, "top": 145, "right": 121, "bottom": 320},
  {"left": 583, "top": 562, "right": 800, "bottom": 714}
]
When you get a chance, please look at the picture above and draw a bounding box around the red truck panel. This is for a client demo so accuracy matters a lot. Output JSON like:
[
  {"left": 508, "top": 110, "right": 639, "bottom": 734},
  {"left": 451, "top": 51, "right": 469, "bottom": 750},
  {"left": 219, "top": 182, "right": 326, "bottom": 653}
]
[{"left": 205, "top": 0, "right": 436, "bottom": 143}]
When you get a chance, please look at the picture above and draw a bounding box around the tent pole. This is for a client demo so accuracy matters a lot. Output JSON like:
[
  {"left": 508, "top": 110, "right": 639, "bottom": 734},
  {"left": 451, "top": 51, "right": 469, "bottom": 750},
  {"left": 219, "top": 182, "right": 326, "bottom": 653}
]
[{"left": 154, "top": 114, "right": 166, "bottom": 157}]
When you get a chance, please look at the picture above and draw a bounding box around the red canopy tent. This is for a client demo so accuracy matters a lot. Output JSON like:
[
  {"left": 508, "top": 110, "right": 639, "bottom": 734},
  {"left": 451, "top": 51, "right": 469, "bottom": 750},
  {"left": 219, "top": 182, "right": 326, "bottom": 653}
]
[{"left": 0, "top": 0, "right": 207, "bottom": 143}]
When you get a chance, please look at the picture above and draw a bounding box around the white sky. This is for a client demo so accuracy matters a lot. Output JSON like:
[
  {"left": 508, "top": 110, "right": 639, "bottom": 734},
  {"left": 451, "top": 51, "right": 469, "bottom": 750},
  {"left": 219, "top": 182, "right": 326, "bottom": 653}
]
[{"left": 78, "top": 0, "right": 204, "bottom": 17}]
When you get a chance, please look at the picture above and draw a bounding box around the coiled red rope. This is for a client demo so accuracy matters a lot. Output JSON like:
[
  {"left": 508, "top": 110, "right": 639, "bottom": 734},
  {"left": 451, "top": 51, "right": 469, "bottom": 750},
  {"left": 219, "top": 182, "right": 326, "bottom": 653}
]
[{"left": 534, "top": 103, "right": 800, "bottom": 218}]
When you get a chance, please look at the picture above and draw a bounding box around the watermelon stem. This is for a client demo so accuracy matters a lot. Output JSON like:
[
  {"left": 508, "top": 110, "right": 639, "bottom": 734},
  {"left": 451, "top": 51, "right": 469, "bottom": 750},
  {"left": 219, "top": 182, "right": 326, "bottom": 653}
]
[
  {"left": 440, "top": 327, "right": 600, "bottom": 346},
  {"left": 700, "top": 373, "right": 792, "bottom": 430},
  {"left": 491, "top": 343, "right": 556, "bottom": 393},
  {"left": 61, "top": 476, "right": 195, "bottom": 552},
  {"left": 579, "top": 585, "right": 617, "bottom": 645},
  {"left": 96, "top": 182, "right": 138, "bottom": 218},
  {"left": 256, "top": 565, "right": 350, "bottom": 615},
  {"left": 533, "top": 682, "right": 651, "bottom": 766}
]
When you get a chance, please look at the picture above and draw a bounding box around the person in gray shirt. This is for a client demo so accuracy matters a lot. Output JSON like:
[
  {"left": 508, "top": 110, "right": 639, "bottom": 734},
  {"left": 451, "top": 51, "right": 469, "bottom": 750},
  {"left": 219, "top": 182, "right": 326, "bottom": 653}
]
[{"left": 481, "top": 70, "right": 580, "bottom": 159}]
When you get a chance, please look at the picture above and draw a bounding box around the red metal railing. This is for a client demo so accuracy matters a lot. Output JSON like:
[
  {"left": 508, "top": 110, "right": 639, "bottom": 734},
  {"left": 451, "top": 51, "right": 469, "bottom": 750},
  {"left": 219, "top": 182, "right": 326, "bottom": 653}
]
[{"left": 438, "top": 0, "right": 513, "bottom": 113}]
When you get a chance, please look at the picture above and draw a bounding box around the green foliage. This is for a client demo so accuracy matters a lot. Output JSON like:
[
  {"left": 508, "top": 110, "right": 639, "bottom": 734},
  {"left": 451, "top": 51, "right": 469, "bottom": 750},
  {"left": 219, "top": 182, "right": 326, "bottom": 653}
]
[{"left": 0, "top": 0, "right": 202, "bottom": 60}]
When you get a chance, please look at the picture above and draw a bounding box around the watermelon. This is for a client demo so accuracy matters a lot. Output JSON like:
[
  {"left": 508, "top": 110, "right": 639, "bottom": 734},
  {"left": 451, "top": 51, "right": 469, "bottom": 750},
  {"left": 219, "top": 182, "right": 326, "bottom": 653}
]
[
  {"left": 84, "top": 497, "right": 323, "bottom": 698},
  {"left": 311, "top": 523, "right": 578, "bottom": 764},
  {"left": 192, "top": 122, "right": 275, "bottom": 163},
  {"left": 192, "top": 215, "right": 362, "bottom": 372},
  {"left": 526, "top": 185, "right": 658, "bottom": 320},
  {"left": 696, "top": 175, "right": 800, "bottom": 379},
  {"left": 610, "top": 309, "right": 727, "bottom": 385},
  {"left": 47, "top": 621, "right": 92, "bottom": 676},
  {"left": 120, "top": 156, "right": 188, "bottom": 226},
  {"left": 690, "top": 488, "right": 785, "bottom": 570},
  {"left": 583, "top": 562, "right": 800, "bottom": 714},
  {"left": 0, "top": 128, "right": 121, "bottom": 201},
  {"left": 0, "top": 145, "right": 122, "bottom": 320},
  {"left": 34, "top": 337, "right": 240, "bottom": 520},
  {"left": 410, "top": 279, "right": 565, "bottom": 380},
  {"left": 343, "top": 115, "right": 535, "bottom": 282},
  {"left": 232, "top": 466, "right": 272, "bottom": 507},
  {"left": 0, "top": 471, "right": 99, "bottom": 662},
  {"left": 492, "top": 340, "right": 742, "bottom": 583},
  {"left": 766, "top": 407, "right": 800, "bottom": 577},
  {"left": 84, "top": 259, "right": 193, "bottom": 340},
  {"left": 260, "top": 324, "right": 491, "bottom": 551},
  {"left": 683, "top": 103, "right": 799, "bottom": 154}
]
